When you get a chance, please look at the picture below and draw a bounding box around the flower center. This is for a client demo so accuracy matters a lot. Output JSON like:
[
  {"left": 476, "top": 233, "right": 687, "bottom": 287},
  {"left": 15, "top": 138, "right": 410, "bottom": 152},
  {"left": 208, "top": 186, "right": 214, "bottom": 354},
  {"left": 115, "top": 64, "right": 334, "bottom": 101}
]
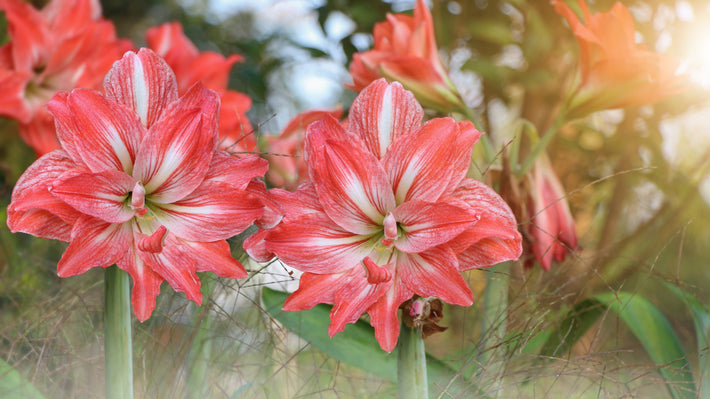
[{"left": 380, "top": 212, "right": 398, "bottom": 247}]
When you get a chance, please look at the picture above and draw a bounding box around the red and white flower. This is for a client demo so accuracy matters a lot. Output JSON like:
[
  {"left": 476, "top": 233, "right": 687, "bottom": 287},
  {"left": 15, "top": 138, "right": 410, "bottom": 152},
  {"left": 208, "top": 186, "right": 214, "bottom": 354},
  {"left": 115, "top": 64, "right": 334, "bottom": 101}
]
[
  {"left": 252, "top": 79, "right": 521, "bottom": 351},
  {"left": 0, "top": 0, "right": 132, "bottom": 155},
  {"left": 7, "top": 49, "right": 267, "bottom": 321}
]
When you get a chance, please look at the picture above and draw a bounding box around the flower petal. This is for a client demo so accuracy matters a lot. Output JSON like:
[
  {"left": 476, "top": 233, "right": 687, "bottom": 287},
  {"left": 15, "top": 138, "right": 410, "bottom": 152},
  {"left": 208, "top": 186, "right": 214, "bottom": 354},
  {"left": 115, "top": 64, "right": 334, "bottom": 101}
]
[
  {"left": 265, "top": 214, "right": 376, "bottom": 275},
  {"left": 398, "top": 246, "right": 473, "bottom": 306},
  {"left": 57, "top": 216, "right": 132, "bottom": 277},
  {"left": 117, "top": 241, "right": 163, "bottom": 322},
  {"left": 138, "top": 233, "right": 202, "bottom": 304},
  {"left": 283, "top": 272, "right": 345, "bottom": 309},
  {"left": 366, "top": 270, "right": 413, "bottom": 352},
  {"left": 393, "top": 199, "right": 478, "bottom": 253},
  {"left": 181, "top": 239, "right": 247, "bottom": 279},
  {"left": 153, "top": 180, "right": 263, "bottom": 242},
  {"left": 306, "top": 117, "right": 396, "bottom": 234},
  {"left": 348, "top": 79, "right": 423, "bottom": 159},
  {"left": 0, "top": 0, "right": 50, "bottom": 73},
  {"left": 448, "top": 178, "right": 522, "bottom": 269},
  {"left": 204, "top": 151, "right": 268, "bottom": 190},
  {"left": 384, "top": 118, "right": 479, "bottom": 204},
  {"left": 7, "top": 151, "right": 82, "bottom": 241},
  {"left": 133, "top": 84, "right": 219, "bottom": 204},
  {"left": 47, "top": 88, "right": 145, "bottom": 174},
  {"left": 328, "top": 267, "right": 393, "bottom": 337},
  {"left": 103, "top": 48, "right": 179, "bottom": 128},
  {"left": 50, "top": 170, "right": 136, "bottom": 223}
]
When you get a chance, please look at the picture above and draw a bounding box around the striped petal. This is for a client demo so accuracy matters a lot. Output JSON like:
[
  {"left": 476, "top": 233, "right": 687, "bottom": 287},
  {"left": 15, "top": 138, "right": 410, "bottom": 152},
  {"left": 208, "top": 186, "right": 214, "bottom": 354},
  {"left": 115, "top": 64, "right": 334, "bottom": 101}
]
[
  {"left": 348, "top": 79, "right": 423, "bottom": 159},
  {"left": 103, "top": 48, "right": 178, "bottom": 128},
  {"left": 328, "top": 266, "right": 393, "bottom": 337},
  {"left": 117, "top": 237, "right": 164, "bottom": 322},
  {"left": 47, "top": 89, "right": 145, "bottom": 174},
  {"left": 153, "top": 180, "right": 263, "bottom": 242},
  {"left": 181, "top": 239, "right": 248, "bottom": 279},
  {"left": 393, "top": 199, "right": 478, "bottom": 253},
  {"left": 384, "top": 118, "right": 477, "bottom": 204},
  {"left": 283, "top": 272, "right": 345, "bottom": 309},
  {"left": 265, "top": 213, "right": 376, "bottom": 274},
  {"left": 398, "top": 246, "right": 473, "bottom": 306},
  {"left": 50, "top": 170, "right": 136, "bottom": 223},
  {"left": 447, "top": 178, "right": 522, "bottom": 269},
  {"left": 204, "top": 151, "right": 268, "bottom": 190},
  {"left": 138, "top": 233, "right": 202, "bottom": 304},
  {"left": 57, "top": 216, "right": 132, "bottom": 277},
  {"left": 7, "top": 151, "right": 82, "bottom": 241},
  {"left": 133, "top": 84, "right": 219, "bottom": 204},
  {"left": 306, "top": 117, "right": 395, "bottom": 234},
  {"left": 367, "top": 270, "right": 413, "bottom": 353}
]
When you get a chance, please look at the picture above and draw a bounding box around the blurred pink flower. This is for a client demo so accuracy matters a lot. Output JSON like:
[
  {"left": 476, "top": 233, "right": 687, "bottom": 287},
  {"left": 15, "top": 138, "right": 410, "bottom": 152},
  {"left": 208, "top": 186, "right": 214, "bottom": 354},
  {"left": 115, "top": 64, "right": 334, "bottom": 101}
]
[
  {"left": 347, "top": 0, "right": 464, "bottom": 113},
  {"left": 526, "top": 154, "right": 578, "bottom": 270},
  {"left": 7, "top": 49, "right": 267, "bottom": 321},
  {"left": 146, "top": 22, "right": 255, "bottom": 153},
  {"left": 252, "top": 79, "right": 521, "bottom": 351},
  {"left": 0, "top": 0, "right": 132, "bottom": 155},
  {"left": 265, "top": 108, "right": 344, "bottom": 190}
]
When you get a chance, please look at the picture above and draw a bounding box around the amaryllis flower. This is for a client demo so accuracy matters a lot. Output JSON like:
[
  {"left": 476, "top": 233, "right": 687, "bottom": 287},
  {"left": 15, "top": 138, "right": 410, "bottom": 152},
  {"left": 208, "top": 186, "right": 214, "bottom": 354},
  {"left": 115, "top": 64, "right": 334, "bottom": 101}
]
[
  {"left": 553, "top": 0, "right": 687, "bottom": 117},
  {"left": 146, "top": 22, "right": 255, "bottom": 153},
  {"left": 7, "top": 49, "right": 267, "bottom": 321},
  {"left": 265, "top": 108, "right": 344, "bottom": 190},
  {"left": 347, "top": 0, "right": 465, "bottom": 113},
  {"left": 0, "top": 0, "right": 132, "bottom": 155},
  {"left": 525, "top": 154, "right": 578, "bottom": 270},
  {"left": 253, "top": 79, "right": 521, "bottom": 352}
]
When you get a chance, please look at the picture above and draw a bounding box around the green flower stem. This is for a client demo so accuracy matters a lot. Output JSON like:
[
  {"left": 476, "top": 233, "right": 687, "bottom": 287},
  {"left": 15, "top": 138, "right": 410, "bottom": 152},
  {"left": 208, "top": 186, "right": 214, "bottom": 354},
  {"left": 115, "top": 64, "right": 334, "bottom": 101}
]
[
  {"left": 104, "top": 266, "right": 133, "bottom": 399},
  {"left": 517, "top": 107, "right": 567, "bottom": 177},
  {"left": 185, "top": 275, "right": 215, "bottom": 399},
  {"left": 397, "top": 321, "right": 428, "bottom": 399},
  {"left": 478, "top": 262, "right": 510, "bottom": 397}
]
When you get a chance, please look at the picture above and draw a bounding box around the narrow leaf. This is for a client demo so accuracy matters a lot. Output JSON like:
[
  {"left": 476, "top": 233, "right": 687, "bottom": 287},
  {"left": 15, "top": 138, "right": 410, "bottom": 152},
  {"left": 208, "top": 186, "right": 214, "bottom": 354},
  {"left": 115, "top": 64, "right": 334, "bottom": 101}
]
[{"left": 0, "top": 357, "right": 46, "bottom": 399}]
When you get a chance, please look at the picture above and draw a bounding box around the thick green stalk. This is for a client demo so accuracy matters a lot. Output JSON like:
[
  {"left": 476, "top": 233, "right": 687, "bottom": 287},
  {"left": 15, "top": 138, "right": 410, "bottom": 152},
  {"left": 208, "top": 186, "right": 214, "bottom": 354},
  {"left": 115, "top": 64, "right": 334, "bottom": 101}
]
[
  {"left": 104, "top": 266, "right": 133, "bottom": 399},
  {"left": 398, "top": 321, "right": 428, "bottom": 399}
]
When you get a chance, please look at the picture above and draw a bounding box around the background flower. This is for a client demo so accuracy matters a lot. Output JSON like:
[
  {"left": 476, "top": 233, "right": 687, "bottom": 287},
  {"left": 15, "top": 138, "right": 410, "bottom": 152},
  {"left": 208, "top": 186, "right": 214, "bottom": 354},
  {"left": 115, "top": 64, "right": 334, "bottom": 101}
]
[{"left": 0, "top": 0, "right": 131, "bottom": 155}]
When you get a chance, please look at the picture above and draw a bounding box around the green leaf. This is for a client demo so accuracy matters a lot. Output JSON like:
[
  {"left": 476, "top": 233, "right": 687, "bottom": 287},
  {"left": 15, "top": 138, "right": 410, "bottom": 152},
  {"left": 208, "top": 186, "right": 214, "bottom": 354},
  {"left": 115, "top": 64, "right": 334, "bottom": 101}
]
[
  {"left": 663, "top": 283, "right": 710, "bottom": 399},
  {"left": 261, "top": 288, "right": 480, "bottom": 397},
  {"left": 537, "top": 291, "right": 696, "bottom": 399},
  {"left": 0, "top": 357, "right": 46, "bottom": 399}
]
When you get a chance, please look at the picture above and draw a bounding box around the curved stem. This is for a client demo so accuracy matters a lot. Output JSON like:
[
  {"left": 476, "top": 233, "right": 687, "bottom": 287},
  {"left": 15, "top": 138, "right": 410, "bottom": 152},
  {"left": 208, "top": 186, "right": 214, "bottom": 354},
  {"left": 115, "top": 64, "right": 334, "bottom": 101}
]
[
  {"left": 398, "top": 321, "right": 429, "bottom": 399},
  {"left": 105, "top": 266, "right": 134, "bottom": 399},
  {"left": 518, "top": 107, "right": 567, "bottom": 177}
]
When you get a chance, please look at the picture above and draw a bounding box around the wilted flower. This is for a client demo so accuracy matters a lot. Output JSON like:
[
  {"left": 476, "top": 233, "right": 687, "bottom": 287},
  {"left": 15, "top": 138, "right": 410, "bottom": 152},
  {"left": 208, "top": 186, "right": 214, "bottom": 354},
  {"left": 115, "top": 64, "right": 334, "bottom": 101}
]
[
  {"left": 347, "top": 0, "right": 465, "bottom": 113},
  {"left": 553, "top": 0, "right": 687, "bottom": 117},
  {"left": 7, "top": 49, "right": 267, "bottom": 321},
  {"left": 146, "top": 22, "right": 255, "bottom": 153},
  {"left": 252, "top": 79, "right": 521, "bottom": 351},
  {"left": 0, "top": 0, "right": 131, "bottom": 155},
  {"left": 265, "top": 108, "right": 344, "bottom": 190}
]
